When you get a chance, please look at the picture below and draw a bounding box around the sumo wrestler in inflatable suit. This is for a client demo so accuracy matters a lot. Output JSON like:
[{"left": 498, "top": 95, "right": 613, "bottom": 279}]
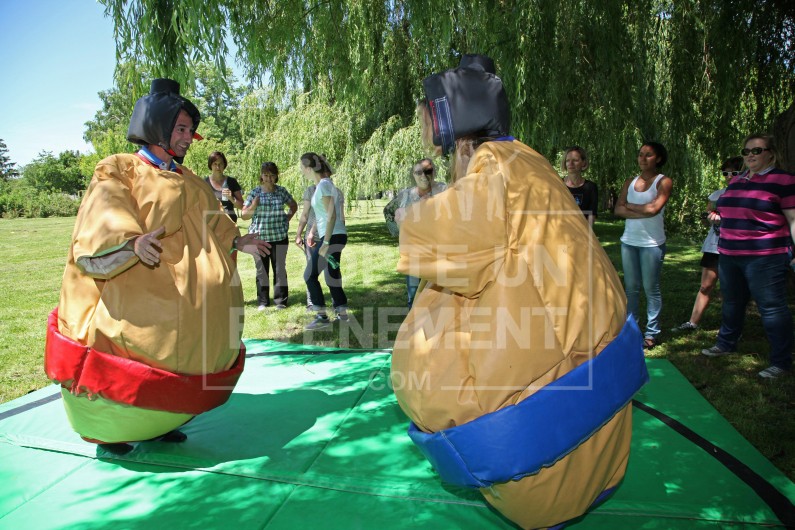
[
  {"left": 391, "top": 55, "right": 648, "bottom": 529},
  {"left": 45, "top": 79, "right": 268, "bottom": 453}
]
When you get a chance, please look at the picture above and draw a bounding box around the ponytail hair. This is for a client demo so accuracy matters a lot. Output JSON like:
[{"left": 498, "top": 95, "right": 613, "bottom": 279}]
[{"left": 300, "top": 152, "right": 334, "bottom": 176}]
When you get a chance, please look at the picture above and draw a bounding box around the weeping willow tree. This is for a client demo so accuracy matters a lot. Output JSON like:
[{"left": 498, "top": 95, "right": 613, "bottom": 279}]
[{"left": 99, "top": 0, "right": 793, "bottom": 233}]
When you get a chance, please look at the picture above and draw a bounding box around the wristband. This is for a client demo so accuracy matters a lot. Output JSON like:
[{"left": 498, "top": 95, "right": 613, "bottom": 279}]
[
  {"left": 322, "top": 240, "right": 331, "bottom": 246},
  {"left": 230, "top": 236, "right": 239, "bottom": 254}
]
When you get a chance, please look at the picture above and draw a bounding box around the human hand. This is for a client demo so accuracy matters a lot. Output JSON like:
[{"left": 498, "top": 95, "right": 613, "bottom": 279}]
[
  {"left": 134, "top": 226, "right": 166, "bottom": 266},
  {"left": 319, "top": 243, "right": 329, "bottom": 258},
  {"left": 294, "top": 234, "right": 305, "bottom": 248},
  {"left": 326, "top": 252, "right": 339, "bottom": 269},
  {"left": 306, "top": 232, "right": 316, "bottom": 247},
  {"left": 236, "top": 233, "right": 271, "bottom": 256},
  {"left": 707, "top": 211, "right": 721, "bottom": 225},
  {"left": 394, "top": 207, "right": 407, "bottom": 225}
]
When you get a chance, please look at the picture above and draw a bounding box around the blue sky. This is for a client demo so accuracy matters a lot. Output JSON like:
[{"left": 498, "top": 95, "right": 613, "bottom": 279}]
[{"left": 0, "top": 0, "right": 116, "bottom": 166}]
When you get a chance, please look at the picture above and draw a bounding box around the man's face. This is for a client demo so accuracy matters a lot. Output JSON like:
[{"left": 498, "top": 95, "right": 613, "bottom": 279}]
[{"left": 169, "top": 110, "right": 195, "bottom": 157}]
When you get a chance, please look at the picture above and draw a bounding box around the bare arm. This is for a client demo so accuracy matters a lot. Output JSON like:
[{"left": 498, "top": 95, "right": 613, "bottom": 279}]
[
  {"left": 295, "top": 199, "right": 312, "bottom": 246},
  {"left": 784, "top": 209, "right": 795, "bottom": 265},
  {"left": 616, "top": 176, "right": 673, "bottom": 218},
  {"left": 319, "top": 195, "right": 336, "bottom": 257},
  {"left": 286, "top": 198, "right": 298, "bottom": 223},
  {"left": 613, "top": 178, "right": 634, "bottom": 219},
  {"left": 240, "top": 195, "right": 258, "bottom": 220}
]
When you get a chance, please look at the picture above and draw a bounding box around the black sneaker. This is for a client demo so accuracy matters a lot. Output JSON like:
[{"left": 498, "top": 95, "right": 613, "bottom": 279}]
[
  {"left": 672, "top": 321, "right": 698, "bottom": 332},
  {"left": 701, "top": 345, "right": 735, "bottom": 357},
  {"left": 306, "top": 315, "right": 331, "bottom": 330}
]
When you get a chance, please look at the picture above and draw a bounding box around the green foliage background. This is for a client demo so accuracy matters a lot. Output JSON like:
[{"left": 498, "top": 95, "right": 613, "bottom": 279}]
[
  {"left": 3, "top": 1, "right": 793, "bottom": 234},
  {"left": 95, "top": 0, "right": 793, "bottom": 237}
]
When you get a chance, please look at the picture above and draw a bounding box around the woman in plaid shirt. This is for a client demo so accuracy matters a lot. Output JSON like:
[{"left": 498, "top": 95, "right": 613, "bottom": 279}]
[{"left": 242, "top": 162, "right": 298, "bottom": 309}]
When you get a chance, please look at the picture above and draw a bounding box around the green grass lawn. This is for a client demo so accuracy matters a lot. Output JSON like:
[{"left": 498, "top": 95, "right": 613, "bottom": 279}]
[{"left": 1, "top": 203, "right": 793, "bottom": 480}]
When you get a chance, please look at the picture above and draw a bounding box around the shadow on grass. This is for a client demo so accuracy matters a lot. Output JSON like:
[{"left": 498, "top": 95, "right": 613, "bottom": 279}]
[
  {"left": 597, "top": 215, "right": 795, "bottom": 479},
  {"left": 345, "top": 221, "right": 397, "bottom": 247}
]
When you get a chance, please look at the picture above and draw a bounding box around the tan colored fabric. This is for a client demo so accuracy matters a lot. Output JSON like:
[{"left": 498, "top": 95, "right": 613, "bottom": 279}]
[
  {"left": 391, "top": 140, "right": 629, "bottom": 529},
  {"left": 58, "top": 154, "right": 242, "bottom": 376},
  {"left": 482, "top": 407, "right": 632, "bottom": 529}
]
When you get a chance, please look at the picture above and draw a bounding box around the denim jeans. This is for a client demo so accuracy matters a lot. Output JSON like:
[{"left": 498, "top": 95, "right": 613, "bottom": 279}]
[
  {"left": 621, "top": 243, "right": 666, "bottom": 339},
  {"left": 716, "top": 253, "right": 793, "bottom": 370},
  {"left": 304, "top": 234, "right": 348, "bottom": 310},
  {"left": 406, "top": 275, "right": 420, "bottom": 308}
]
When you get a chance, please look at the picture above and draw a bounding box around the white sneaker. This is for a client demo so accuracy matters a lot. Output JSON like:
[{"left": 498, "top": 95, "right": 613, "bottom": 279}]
[
  {"left": 335, "top": 307, "right": 349, "bottom": 322},
  {"left": 257, "top": 305, "right": 267, "bottom": 311}
]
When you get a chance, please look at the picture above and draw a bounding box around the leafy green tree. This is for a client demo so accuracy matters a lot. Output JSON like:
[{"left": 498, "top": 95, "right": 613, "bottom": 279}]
[
  {"left": 83, "top": 63, "right": 149, "bottom": 160},
  {"left": 23, "top": 150, "right": 88, "bottom": 195},
  {"left": 191, "top": 62, "right": 246, "bottom": 148},
  {"left": 0, "top": 139, "right": 19, "bottom": 181},
  {"left": 97, "top": 0, "right": 795, "bottom": 234}
]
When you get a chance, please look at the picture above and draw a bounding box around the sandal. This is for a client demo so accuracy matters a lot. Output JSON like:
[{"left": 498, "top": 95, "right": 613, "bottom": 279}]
[{"left": 643, "top": 337, "right": 656, "bottom": 349}]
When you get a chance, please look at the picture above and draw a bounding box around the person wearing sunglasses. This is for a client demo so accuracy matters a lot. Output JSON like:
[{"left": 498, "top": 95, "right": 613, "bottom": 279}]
[
  {"left": 673, "top": 156, "right": 743, "bottom": 333},
  {"left": 614, "top": 141, "right": 674, "bottom": 350},
  {"left": 383, "top": 158, "right": 447, "bottom": 308},
  {"left": 701, "top": 134, "right": 795, "bottom": 380}
]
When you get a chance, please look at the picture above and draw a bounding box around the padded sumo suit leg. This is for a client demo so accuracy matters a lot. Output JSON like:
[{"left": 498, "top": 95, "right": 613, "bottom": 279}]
[{"left": 392, "top": 56, "right": 647, "bottom": 530}]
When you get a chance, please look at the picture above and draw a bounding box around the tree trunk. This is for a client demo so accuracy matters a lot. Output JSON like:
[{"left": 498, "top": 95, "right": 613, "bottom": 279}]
[{"left": 773, "top": 101, "right": 795, "bottom": 173}]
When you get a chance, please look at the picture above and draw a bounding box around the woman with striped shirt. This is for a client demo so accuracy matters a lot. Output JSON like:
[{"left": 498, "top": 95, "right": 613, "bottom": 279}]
[{"left": 701, "top": 134, "right": 795, "bottom": 379}]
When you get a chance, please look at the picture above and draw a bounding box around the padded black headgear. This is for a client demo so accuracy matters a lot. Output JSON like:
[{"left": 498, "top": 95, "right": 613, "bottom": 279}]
[
  {"left": 126, "top": 78, "right": 201, "bottom": 150},
  {"left": 422, "top": 54, "right": 511, "bottom": 155}
]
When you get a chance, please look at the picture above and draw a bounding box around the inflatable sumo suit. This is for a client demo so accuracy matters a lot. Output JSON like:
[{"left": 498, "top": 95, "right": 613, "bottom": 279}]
[
  {"left": 45, "top": 79, "right": 245, "bottom": 444},
  {"left": 391, "top": 55, "right": 648, "bottom": 529}
]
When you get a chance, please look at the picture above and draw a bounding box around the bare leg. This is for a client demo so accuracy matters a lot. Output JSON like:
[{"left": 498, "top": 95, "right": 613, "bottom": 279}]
[{"left": 688, "top": 266, "right": 718, "bottom": 325}]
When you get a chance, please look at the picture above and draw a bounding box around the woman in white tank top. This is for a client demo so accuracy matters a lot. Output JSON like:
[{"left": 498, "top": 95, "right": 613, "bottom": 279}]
[{"left": 614, "top": 142, "right": 674, "bottom": 349}]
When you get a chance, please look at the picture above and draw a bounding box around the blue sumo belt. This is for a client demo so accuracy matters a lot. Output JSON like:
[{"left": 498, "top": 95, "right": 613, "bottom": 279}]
[{"left": 408, "top": 316, "right": 648, "bottom": 488}]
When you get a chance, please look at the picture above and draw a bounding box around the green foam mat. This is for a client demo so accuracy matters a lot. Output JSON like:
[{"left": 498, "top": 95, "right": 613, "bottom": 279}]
[{"left": 1, "top": 340, "right": 793, "bottom": 529}]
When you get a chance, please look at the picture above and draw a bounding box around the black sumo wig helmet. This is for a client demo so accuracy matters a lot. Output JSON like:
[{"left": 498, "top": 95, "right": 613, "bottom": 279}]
[
  {"left": 126, "top": 78, "right": 201, "bottom": 153},
  {"left": 422, "top": 54, "right": 511, "bottom": 156}
]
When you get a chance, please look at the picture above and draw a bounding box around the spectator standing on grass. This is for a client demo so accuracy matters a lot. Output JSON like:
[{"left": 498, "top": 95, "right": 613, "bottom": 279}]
[
  {"left": 562, "top": 146, "right": 598, "bottom": 226},
  {"left": 295, "top": 183, "right": 318, "bottom": 309},
  {"left": 701, "top": 134, "right": 795, "bottom": 380},
  {"left": 241, "top": 162, "right": 297, "bottom": 310},
  {"left": 614, "top": 141, "right": 674, "bottom": 350},
  {"left": 300, "top": 152, "right": 349, "bottom": 329},
  {"left": 673, "top": 156, "right": 744, "bottom": 333},
  {"left": 205, "top": 151, "right": 244, "bottom": 222},
  {"left": 383, "top": 158, "right": 446, "bottom": 308}
]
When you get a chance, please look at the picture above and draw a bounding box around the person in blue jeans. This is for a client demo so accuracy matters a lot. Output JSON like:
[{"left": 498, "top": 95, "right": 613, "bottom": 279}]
[
  {"left": 383, "top": 158, "right": 447, "bottom": 308},
  {"left": 701, "top": 134, "right": 795, "bottom": 379},
  {"left": 614, "top": 141, "right": 674, "bottom": 349}
]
